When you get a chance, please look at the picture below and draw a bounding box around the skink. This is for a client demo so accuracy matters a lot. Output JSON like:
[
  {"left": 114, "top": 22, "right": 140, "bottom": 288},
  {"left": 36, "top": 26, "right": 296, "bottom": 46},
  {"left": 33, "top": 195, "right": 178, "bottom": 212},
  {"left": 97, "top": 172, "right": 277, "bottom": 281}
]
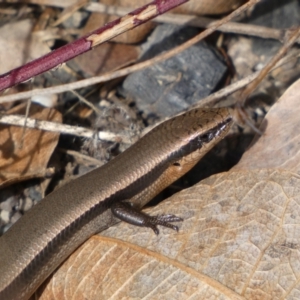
[{"left": 0, "top": 107, "right": 232, "bottom": 300}]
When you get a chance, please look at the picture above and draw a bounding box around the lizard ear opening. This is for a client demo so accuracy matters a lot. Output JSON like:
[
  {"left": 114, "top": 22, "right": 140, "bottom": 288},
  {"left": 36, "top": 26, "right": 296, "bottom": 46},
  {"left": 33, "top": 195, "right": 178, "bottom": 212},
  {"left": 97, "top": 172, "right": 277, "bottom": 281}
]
[{"left": 173, "top": 162, "right": 181, "bottom": 167}]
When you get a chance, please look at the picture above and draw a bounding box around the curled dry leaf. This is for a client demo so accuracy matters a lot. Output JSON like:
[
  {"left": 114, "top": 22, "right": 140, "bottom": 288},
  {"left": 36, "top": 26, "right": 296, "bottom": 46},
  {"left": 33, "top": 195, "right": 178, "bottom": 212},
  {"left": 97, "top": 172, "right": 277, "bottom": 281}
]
[
  {"left": 0, "top": 103, "right": 62, "bottom": 188},
  {"left": 234, "top": 78, "right": 300, "bottom": 173}
]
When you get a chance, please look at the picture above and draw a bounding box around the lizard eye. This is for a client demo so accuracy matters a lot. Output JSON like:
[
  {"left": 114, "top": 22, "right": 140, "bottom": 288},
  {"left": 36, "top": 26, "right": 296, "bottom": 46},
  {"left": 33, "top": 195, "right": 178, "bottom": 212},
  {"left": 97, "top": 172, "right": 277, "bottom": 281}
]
[{"left": 201, "top": 132, "right": 214, "bottom": 143}]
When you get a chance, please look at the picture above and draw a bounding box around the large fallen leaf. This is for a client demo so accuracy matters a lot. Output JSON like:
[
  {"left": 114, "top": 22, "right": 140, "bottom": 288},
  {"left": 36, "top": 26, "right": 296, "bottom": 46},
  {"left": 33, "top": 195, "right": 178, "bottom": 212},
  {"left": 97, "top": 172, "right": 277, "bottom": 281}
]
[
  {"left": 37, "top": 169, "right": 300, "bottom": 300},
  {"left": 234, "top": 79, "right": 300, "bottom": 173},
  {"left": 34, "top": 79, "right": 300, "bottom": 300}
]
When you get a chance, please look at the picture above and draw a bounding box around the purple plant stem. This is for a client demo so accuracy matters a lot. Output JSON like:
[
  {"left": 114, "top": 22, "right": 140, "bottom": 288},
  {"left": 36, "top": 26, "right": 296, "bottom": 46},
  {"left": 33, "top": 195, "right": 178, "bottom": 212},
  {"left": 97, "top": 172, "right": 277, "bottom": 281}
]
[{"left": 0, "top": 0, "right": 189, "bottom": 92}]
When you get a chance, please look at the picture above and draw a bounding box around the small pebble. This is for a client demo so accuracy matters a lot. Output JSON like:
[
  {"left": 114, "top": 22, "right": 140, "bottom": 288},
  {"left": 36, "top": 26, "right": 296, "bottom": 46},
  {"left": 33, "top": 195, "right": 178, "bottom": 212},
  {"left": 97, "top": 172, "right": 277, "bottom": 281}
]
[
  {"left": 0, "top": 210, "right": 10, "bottom": 224},
  {"left": 23, "top": 197, "right": 33, "bottom": 212},
  {"left": 0, "top": 196, "right": 17, "bottom": 211}
]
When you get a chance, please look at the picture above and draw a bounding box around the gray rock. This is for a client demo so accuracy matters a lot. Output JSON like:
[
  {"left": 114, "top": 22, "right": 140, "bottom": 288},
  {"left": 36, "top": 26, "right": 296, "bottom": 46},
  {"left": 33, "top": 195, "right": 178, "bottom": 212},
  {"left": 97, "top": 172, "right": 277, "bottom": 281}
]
[{"left": 121, "top": 24, "right": 227, "bottom": 118}]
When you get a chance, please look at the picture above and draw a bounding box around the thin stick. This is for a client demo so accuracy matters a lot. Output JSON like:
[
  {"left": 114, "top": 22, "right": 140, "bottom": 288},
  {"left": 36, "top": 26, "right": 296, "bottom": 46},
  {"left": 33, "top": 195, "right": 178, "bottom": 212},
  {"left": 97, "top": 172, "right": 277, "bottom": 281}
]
[
  {"left": 234, "top": 27, "right": 300, "bottom": 134},
  {"left": 45, "top": 1, "right": 288, "bottom": 42},
  {"left": 0, "top": 0, "right": 190, "bottom": 91},
  {"left": 240, "top": 27, "right": 300, "bottom": 102},
  {"left": 6, "top": 1, "right": 286, "bottom": 42},
  {"left": 193, "top": 50, "right": 300, "bottom": 108},
  {"left": 0, "top": 0, "right": 261, "bottom": 103},
  {"left": 0, "top": 113, "right": 133, "bottom": 143},
  {"left": 1, "top": 51, "right": 296, "bottom": 142}
]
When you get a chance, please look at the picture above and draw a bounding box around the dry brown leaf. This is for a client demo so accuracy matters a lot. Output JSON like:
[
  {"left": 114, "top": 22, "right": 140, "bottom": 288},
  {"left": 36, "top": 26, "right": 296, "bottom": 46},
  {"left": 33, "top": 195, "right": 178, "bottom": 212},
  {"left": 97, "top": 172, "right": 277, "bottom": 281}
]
[
  {"left": 234, "top": 79, "right": 300, "bottom": 173},
  {"left": 0, "top": 19, "right": 50, "bottom": 74},
  {"left": 172, "top": 0, "right": 245, "bottom": 15},
  {"left": 104, "top": 0, "right": 244, "bottom": 16},
  {"left": 36, "top": 169, "right": 300, "bottom": 299},
  {"left": 36, "top": 235, "right": 243, "bottom": 300},
  {"left": 81, "top": 0, "right": 154, "bottom": 44},
  {"left": 74, "top": 42, "right": 139, "bottom": 76},
  {"left": 0, "top": 103, "right": 62, "bottom": 187}
]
